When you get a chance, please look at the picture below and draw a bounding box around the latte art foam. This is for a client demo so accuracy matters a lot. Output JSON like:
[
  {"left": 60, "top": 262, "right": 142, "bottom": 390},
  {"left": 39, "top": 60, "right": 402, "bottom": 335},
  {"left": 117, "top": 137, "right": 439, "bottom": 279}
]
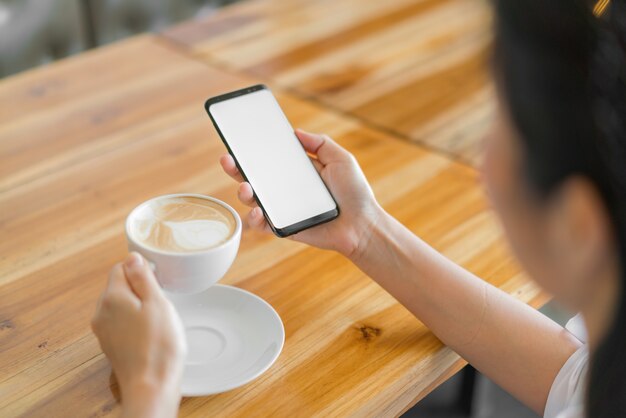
[{"left": 130, "top": 197, "right": 236, "bottom": 252}]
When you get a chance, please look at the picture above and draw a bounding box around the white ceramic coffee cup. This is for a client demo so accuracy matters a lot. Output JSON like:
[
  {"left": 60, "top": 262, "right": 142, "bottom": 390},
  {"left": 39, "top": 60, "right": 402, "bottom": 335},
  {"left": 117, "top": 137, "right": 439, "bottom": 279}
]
[{"left": 125, "top": 193, "right": 242, "bottom": 294}]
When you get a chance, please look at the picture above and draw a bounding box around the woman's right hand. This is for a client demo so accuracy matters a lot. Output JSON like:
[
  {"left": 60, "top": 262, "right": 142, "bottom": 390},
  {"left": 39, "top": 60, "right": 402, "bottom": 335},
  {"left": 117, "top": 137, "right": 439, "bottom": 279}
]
[{"left": 220, "top": 129, "right": 382, "bottom": 259}]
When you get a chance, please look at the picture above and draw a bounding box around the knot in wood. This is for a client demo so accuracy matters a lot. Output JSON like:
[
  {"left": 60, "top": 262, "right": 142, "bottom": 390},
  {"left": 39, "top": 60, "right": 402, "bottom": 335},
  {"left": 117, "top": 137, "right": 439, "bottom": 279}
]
[{"left": 358, "top": 325, "right": 381, "bottom": 341}]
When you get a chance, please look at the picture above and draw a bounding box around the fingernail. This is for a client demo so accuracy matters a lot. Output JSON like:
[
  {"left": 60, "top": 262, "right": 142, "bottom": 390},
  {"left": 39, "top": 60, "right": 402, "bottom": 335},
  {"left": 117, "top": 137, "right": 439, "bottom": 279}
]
[{"left": 125, "top": 252, "right": 143, "bottom": 269}]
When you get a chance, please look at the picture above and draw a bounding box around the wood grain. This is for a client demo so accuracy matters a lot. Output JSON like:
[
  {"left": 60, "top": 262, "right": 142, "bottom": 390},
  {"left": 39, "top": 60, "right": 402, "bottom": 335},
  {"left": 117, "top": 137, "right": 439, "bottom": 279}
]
[
  {"left": 163, "top": 0, "right": 495, "bottom": 166},
  {"left": 0, "top": 35, "right": 545, "bottom": 417}
]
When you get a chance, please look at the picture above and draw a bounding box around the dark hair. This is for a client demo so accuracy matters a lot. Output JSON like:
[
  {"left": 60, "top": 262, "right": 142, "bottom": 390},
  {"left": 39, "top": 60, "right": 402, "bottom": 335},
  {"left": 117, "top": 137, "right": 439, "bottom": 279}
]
[{"left": 493, "top": 0, "right": 626, "bottom": 416}]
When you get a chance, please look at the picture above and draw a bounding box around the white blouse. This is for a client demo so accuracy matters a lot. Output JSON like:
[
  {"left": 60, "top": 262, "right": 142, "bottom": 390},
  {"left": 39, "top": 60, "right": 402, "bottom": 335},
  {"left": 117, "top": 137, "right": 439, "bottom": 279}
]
[{"left": 543, "top": 314, "right": 589, "bottom": 418}]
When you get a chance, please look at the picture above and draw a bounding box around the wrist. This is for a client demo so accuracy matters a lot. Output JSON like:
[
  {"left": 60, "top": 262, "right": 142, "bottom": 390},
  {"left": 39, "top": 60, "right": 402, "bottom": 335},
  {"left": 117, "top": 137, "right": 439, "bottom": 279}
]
[
  {"left": 121, "top": 374, "right": 181, "bottom": 418},
  {"left": 346, "top": 203, "right": 387, "bottom": 264}
]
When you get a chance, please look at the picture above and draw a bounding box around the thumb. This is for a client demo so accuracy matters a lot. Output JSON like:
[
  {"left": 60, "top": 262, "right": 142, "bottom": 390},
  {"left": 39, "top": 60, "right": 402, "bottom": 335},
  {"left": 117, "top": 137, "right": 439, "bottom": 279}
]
[
  {"left": 123, "top": 252, "right": 161, "bottom": 301},
  {"left": 295, "top": 129, "right": 353, "bottom": 165}
]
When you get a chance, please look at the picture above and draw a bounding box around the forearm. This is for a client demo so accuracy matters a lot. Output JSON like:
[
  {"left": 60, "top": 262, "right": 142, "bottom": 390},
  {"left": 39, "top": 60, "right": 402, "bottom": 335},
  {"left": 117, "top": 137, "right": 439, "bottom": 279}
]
[{"left": 351, "top": 207, "right": 581, "bottom": 414}]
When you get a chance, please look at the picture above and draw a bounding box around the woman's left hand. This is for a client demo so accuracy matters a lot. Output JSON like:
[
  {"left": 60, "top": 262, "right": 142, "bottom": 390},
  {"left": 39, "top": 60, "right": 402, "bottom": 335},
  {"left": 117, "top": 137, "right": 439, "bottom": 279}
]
[{"left": 91, "top": 252, "right": 186, "bottom": 418}]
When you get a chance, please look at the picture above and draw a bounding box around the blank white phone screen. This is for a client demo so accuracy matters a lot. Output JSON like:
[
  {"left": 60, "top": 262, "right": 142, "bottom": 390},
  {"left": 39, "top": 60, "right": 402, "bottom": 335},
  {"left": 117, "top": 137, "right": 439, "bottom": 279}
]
[{"left": 209, "top": 89, "right": 336, "bottom": 229}]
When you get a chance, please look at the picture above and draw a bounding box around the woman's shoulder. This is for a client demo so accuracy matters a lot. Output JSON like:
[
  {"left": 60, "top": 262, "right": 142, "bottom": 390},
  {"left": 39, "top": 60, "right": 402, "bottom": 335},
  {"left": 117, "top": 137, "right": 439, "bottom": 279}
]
[
  {"left": 544, "top": 314, "right": 589, "bottom": 418},
  {"left": 554, "top": 405, "right": 584, "bottom": 418}
]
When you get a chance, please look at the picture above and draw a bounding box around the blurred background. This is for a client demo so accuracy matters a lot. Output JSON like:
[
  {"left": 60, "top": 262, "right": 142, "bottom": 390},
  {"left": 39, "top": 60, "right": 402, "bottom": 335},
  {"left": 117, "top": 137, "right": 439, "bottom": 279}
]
[
  {"left": 0, "top": 0, "right": 239, "bottom": 77},
  {"left": 0, "top": 1, "right": 572, "bottom": 417}
]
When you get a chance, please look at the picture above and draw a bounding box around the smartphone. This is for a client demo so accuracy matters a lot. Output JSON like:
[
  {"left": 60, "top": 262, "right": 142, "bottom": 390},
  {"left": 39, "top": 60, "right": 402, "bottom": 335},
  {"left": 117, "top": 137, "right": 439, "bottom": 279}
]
[{"left": 205, "top": 84, "right": 339, "bottom": 237}]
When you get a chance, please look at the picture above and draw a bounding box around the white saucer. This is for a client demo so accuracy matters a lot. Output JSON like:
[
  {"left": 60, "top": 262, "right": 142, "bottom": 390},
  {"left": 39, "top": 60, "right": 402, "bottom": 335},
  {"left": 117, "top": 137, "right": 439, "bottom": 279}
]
[{"left": 166, "top": 284, "right": 284, "bottom": 396}]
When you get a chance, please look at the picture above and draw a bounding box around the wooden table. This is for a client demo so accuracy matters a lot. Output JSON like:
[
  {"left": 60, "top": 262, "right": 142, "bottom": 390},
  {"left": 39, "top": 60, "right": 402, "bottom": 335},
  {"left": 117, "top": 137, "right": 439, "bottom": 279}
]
[
  {"left": 1, "top": 11, "right": 545, "bottom": 418},
  {"left": 163, "top": 0, "right": 494, "bottom": 166}
]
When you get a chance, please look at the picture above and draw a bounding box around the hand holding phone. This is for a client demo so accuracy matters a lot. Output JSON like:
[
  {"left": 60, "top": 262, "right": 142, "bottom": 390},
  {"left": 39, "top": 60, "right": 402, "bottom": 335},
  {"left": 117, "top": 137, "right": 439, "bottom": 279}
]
[
  {"left": 220, "top": 126, "right": 382, "bottom": 258},
  {"left": 206, "top": 85, "right": 339, "bottom": 237}
]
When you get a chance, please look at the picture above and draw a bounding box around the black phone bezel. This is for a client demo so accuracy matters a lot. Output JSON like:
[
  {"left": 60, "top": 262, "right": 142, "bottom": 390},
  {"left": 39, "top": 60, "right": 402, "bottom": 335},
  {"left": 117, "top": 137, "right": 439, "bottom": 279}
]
[{"left": 204, "top": 84, "right": 339, "bottom": 237}]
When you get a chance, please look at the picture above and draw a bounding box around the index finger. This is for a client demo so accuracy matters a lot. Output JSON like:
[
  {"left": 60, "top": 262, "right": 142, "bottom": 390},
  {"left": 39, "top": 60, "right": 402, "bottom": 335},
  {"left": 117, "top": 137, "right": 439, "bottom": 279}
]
[
  {"left": 106, "top": 263, "right": 131, "bottom": 294},
  {"left": 220, "top": 154, "right": 244, "bottom": 182},
  {"left": 123, "top": 252, "right": 162, "bottom": 301},
  {"left": 96, "top": 262, "right": 136, "bottom": 311}
]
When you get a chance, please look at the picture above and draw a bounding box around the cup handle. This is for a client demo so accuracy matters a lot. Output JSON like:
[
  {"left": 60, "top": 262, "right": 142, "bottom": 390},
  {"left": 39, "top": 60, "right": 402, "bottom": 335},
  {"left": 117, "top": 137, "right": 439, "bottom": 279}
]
[
  {"left": 143, "top": 259, "right": 166, "bottom": 290},
  {"left": 147, "top": 260, "right": 157, "bottom": 274}
]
